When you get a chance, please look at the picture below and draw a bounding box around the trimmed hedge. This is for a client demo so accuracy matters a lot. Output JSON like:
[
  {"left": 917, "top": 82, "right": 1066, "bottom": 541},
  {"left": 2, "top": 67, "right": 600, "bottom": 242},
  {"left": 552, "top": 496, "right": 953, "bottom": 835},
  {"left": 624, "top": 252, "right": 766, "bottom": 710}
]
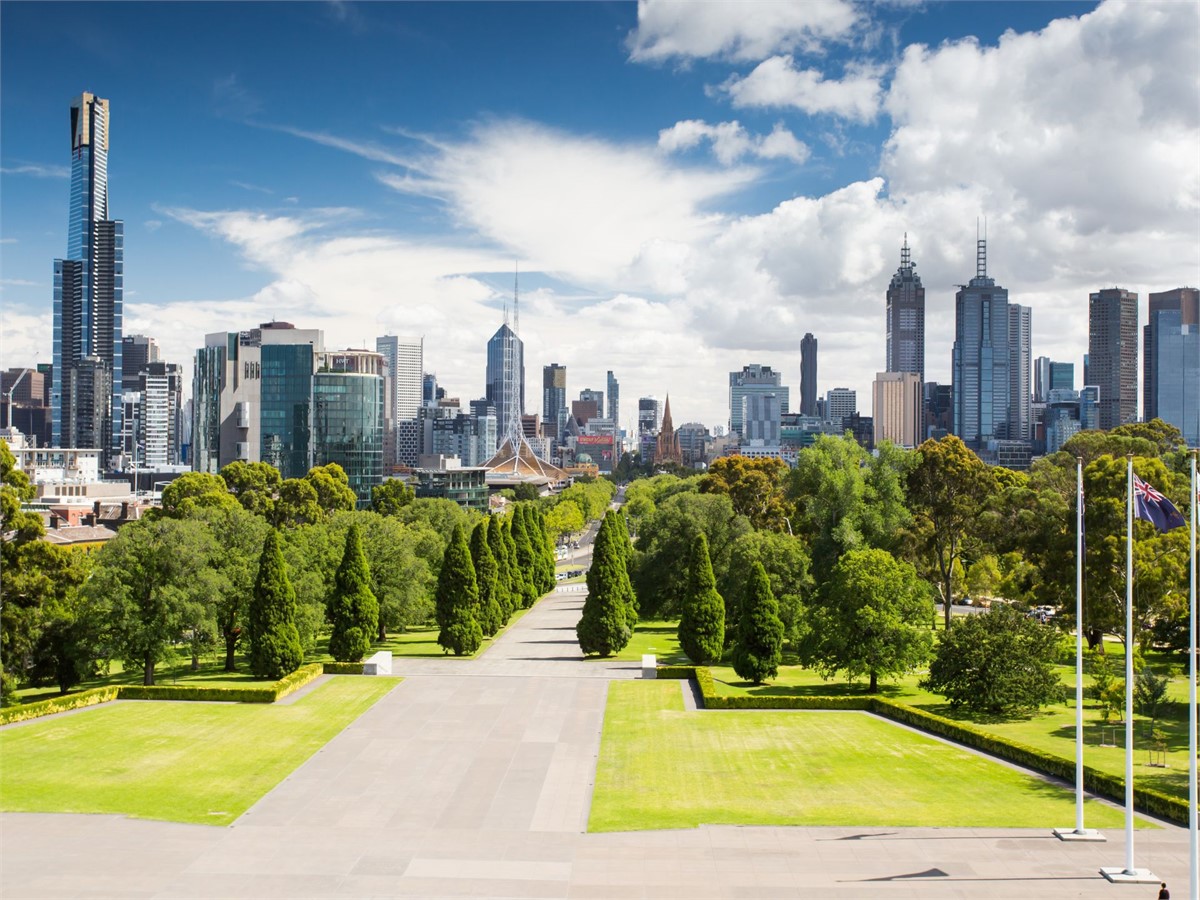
[
  {"left": 0, "top": 687, "right": 121, "bottom": 725},
  {"left": 322, "top": 662, "right": 365, "bottom": 675},
  {"left": 657, "top": 664, "right": 1190, "bottom": 825},
  {"left": 272, "top": 663, "right": 324, "bottom": 700}
]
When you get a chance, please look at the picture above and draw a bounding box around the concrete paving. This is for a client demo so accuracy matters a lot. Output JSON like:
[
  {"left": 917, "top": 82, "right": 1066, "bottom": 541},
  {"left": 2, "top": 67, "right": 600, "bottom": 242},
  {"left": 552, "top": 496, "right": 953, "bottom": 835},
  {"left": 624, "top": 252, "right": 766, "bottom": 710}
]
[{"left": 1, "top": 585, "right": 1193, "bottom": 899}]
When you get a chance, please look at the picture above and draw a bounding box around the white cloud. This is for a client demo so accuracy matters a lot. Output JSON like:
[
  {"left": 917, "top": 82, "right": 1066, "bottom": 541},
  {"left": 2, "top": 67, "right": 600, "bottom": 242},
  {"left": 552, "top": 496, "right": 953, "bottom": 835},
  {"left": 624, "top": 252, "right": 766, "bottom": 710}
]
[
  {"left": 658, "top": 119, "right": 810, "bottom": 165},
  {"left": 720, "top": 55, "right": 883, "bottom": 122},
  {"left": 628, "top": 0, "right": 862, "bottom": 62},
  {"left": 1, "top": 162, "right": 70, "bottom": 179}
]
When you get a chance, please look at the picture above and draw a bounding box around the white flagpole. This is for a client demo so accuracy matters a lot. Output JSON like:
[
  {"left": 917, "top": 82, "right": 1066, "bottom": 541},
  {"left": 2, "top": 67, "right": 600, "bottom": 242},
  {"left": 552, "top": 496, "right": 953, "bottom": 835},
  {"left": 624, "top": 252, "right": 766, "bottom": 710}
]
[
  {"left": 1102, "top": 455, "right": 1156, "bottom": 882},
  {"left": 1189, "top": 449, "right": 1197, "bottom": 900},
  {"left": 1056, "top": 457, "right": 1102, "bottom": 840}
]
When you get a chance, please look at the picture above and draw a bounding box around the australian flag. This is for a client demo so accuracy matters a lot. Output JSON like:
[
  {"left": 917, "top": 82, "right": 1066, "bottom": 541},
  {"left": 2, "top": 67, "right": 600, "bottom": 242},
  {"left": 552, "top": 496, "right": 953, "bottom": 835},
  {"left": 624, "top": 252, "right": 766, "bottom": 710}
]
[{"left": 1133, "top": 474, "right": 1186, "bottom": 532}]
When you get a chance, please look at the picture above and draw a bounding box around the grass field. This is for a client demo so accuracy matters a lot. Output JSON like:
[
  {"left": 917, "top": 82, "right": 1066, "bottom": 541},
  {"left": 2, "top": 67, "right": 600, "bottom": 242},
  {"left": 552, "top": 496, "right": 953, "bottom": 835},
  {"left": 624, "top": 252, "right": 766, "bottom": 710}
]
[
  {"left": 588, "top": 680, "right": 1135, "bottom": 833},
  {"left": 0, "top": 676, "right": 398, "bottom": 825}
]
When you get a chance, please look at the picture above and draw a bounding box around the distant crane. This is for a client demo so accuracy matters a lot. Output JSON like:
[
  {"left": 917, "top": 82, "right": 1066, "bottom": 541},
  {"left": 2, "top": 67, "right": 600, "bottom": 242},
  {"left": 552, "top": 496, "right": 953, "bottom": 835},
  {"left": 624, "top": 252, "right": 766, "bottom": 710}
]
[{"left": 4, "top": 367, "right": 31, "bottom": 431}]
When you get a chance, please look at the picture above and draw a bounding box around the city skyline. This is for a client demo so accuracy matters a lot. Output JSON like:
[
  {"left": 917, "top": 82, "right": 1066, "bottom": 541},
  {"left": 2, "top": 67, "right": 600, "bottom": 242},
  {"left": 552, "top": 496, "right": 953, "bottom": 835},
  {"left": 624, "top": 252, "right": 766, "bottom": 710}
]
[{"left": 2, "top": 1, "right": 1198, "bottom": 431}]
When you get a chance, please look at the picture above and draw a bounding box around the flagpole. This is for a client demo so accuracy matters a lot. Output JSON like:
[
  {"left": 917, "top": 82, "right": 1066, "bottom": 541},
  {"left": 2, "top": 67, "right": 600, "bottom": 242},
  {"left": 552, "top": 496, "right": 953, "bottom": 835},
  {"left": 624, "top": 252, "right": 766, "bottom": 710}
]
[
  {"left": 1056, "top": 456, "right": 1102, "bottom": 841},
  {"left": 1188, "top": 449, "right": 1197, "bottom": 900},
  {"left": 1101, "top": 454, "right": 1156, "bottom": 883}
]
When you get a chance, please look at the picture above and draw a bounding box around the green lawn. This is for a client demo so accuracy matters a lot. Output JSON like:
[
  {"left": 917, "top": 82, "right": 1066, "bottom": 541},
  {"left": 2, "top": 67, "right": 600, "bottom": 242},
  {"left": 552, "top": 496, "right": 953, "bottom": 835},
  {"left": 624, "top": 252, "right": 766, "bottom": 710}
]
[
  {"left": 589, "top": 680, "right": 1135, "bottom": 832},
  {"left": 0, "top": 676, "right": 398, "bottom": 825}
]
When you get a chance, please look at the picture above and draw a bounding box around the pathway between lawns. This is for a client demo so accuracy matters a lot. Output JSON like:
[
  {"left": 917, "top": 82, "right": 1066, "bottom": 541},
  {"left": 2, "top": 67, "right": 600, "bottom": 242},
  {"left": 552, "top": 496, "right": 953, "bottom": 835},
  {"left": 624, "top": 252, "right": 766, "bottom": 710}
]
[{"left": 3, "top": 584, "right": 1192, "bottom": 899}]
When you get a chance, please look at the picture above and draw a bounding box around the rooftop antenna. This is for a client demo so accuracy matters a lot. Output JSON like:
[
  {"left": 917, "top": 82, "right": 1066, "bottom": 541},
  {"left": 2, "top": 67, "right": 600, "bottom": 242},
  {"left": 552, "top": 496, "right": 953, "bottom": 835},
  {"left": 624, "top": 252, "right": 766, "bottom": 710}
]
[
  {"left": 513, "top": 260, "right": 520, "bottom": 336},
  {"left": 976, "top": 217, "right": 987, "bottom": 279},
  {"left": 901, "top": 232, "right": 911, "bottom": 270}
]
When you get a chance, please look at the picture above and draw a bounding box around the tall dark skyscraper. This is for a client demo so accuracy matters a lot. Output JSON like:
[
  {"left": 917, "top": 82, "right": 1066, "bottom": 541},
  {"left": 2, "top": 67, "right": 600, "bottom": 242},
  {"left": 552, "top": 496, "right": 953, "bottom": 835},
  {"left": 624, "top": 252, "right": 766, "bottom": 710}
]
[
  {"left": 52, "top": 92, "right": 123, "bottom": 456},
  {"left": 952, "top": 238, "right": 1011, "bottom": 447},
  {"left": 485, "top": 321, "right": 524, "bottom": 446},
  {"left": 542, "top": 363, "right": 567, "bottom": 435},
  {"left": 800, "top": 333, "right": 817, "bottom": 416},
  {"left": 1144, "top": 287, "right": 1198, "bottom": 421},
  {"left": 1088, "top": 287, "right": 1139, "bottom": 430},
  {"left": 885, "top": 235, "right": 925, "bottom": 379},
  {"left": 1143, "top": 287, "right": 1199, "bottom": 445},
  {"left": 606, "top": 370, "right": 619, "bottom": 426}
]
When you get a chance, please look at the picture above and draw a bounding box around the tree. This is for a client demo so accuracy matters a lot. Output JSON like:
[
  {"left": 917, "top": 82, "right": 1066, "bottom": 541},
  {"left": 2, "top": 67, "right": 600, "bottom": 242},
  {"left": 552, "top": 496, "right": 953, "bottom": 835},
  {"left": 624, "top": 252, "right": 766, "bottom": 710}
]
[
  {"left": 513, "top": 482, "right": 539, "bottom": 502},
  {"left": 470, "top": 519, "right": 503, "bottom": 636},
  {"left": 509, "top": 506, "right": 540, "bottom": 607},
  {"left": 1134, "top": 669, "right": 1171, "bottom": 736},
  {"left": 371, "top": 478, "right": 415, "bottom": 516},
  {"left": 545, "top": 500, "right": 584, "bottom": 541},
  {"left": 731, "top": 562, "right": 784, "bottom": 684},
  {"left": 677, "top": 533, "right": 725, "bottom": 665},
  {"left": 436, "top": 524, "right": 482, "bottom": 655},
  {"left": 502, "top": 516, "right": 532, "bottom": 611},
  {"left": 159, "top": 471, "right": 238, "bottom": 517},
  {"left": 804, "top": 549, "right": 933, "bottom": 693},
  {"left": 219, "top": 461, "right": 281, "bottom": 518},
  {"left": 487, "top": 514, "right": 516, "bottom": 621},
  {"left": 274, "top": 478, "right": 323, "bottom": 528},
  {"left": 2, "top": 440, "right": 49, "bottom": 700},
  {"left": 1087, "top": 650, "right": 1126, "bottom": 723},
  {"left": 248, "top": 529, "right": 303, "bottom": 679},
  {"left": 965, "top": 554, "right": 1001, "bottom": 601},
  {"left": 577, "top": 511, "right": 635, "bottom": 656},
  {"left": 922, "top": 604, "right": 1062, "bottom": 715},
  {"left": 700, "top": 455, "right": 792, "bottom": 531},
  {"left": 907, "top": 436, "right": 996, "bottom": 629},
  {"left": 327, "top": 524, "right": 378, "bottom": 662},
  {"left": 193, "top": 504, "right": 269, "bottom": 671},
  {"left": 89, "top": 517, "right": 217, "bottom": 685},
  {"left": 24, "top": 548, "right": 98, "bottom": 695},
  {"left": 306, "top": 463, "right": 357, "bottom": 514},
  {"left": 719, "top": 530, "right": 810, "bottom": 648},
  {"left": 531, "top": 505, "right": 557, "bottom": 594}
]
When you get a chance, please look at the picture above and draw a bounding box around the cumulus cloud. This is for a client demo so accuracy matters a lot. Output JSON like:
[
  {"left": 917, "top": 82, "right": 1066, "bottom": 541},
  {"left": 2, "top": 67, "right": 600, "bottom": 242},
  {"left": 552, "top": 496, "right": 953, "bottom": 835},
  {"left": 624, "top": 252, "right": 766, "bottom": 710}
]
[
  {"left": 1, "top": 162, "right": 70, "bottom": 178},
  {"left": 720, "top": 55, "right": 884, "bottom": 122},
  {"left": 658, "top": 119, "right": 810, "bottom": 165},
  {"left": 627, "top": 0, "right": 861, "bottom": 62}
]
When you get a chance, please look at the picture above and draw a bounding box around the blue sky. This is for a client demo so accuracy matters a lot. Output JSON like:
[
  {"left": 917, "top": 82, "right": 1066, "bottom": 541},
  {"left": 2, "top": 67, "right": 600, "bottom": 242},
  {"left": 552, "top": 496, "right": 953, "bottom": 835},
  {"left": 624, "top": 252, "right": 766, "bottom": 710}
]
[{"left": 2, "top": 1, "right": 1197, "bottom": 431}]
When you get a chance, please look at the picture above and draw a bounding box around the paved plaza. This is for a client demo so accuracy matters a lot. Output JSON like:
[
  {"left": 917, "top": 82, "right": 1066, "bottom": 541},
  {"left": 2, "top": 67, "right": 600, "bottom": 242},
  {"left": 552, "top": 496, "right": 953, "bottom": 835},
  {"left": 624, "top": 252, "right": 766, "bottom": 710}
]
[{"left": 1, "top": 583, "right": 1192, "bottom": 899}]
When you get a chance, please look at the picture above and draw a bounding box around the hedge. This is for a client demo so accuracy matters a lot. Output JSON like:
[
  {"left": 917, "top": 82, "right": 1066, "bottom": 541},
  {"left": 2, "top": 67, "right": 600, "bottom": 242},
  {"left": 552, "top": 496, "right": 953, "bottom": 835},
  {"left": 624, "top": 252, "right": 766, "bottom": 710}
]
[
  {"left": 272, "top": 663, "right": 324, "bottom": 700},
  {"left": 658, "top": 665, "right": 1190, "bottom": 825},
  {"left": 0, "top": 686, "right": 121, "bottom": 725},
  {"left": 322, "top": 662, "right": 365, "bottom": 675}
]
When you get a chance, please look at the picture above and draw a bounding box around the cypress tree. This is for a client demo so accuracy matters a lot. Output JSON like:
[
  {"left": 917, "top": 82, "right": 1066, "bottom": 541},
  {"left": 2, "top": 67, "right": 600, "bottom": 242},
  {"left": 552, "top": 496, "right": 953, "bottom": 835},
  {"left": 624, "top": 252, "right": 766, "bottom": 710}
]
[
  {"left": 248, "top": 529, "right": 303, "bottom": 679},
  {"left": 678, "top": 532, "right": 725, "bottom": 665},
  {"left": 436, "top": 524, "right": 482, "bottom": 655},
  {"left": 608, "top": 511, "right": 639, "bottom": 628},
  {"left": 731, "top": 561, "right": 784, "bottom": 685},
  {"left": 502, "top": 517, "right": 526, "bottom": 612},
  {"left": 487, "top": 515, "right": 515, "bottom": 622},
  {"left": 328, "top": 524, "right": 378, "bottom": 662},
  {"left": 532, "top": 505, "right": 556, "bottom": 594},
  {"left": 510, "top": 506, "right": 539, "bottom": 608},
  {"left": 470, "top": 519, "right": 503, "bottom": 636},
  {"left": 576, "top": 510, "right": 634, "bottom": 656}
]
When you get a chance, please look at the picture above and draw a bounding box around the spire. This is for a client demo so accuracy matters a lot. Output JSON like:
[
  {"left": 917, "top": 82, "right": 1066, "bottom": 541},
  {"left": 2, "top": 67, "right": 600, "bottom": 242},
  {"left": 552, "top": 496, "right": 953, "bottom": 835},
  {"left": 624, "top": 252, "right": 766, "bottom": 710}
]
[
  {"left": 513, "top": 261, "right": 520, "bottom": 336},
  {"left": 976, "top": 218, "right": 987, "bottom": 278},
  {"left": 901, "top": 232, "right": 911, "bottom": 270}
]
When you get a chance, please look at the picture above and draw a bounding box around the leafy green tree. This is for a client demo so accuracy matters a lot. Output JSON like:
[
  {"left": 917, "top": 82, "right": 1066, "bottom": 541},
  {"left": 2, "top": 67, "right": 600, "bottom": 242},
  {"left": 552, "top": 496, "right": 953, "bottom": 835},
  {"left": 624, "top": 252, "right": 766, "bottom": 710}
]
[
  {"left": 371, "top": 478, "right": 415, "bottom": 516},
  {"left": 327, "top": 524, "right": 378, "bottom": 662},
  {"left": 89, "top": 517, "right": 218, "bottom": 685},
  {"left": 306, "top": 463, "right": 358, "bottom": 514},
  {"left": 160, "top": 471, "right": 238, "bottom": 517},
  {"left": 248, "top": 529, "right": 304, "bottom": 679},
  {"left": 25, "top": 548, "right": 98, "bottom": 695},
  {"left": 274, "top": 478, "right": 323, "bottom": 528},
  {"left": 907, "top": 436, "right": 996, "bottom": 629},
  {"left": 677, "top": 533, "right": 725, "bottom": 665},
  {"left": 577, "top": 512, "right": 635, "bottom": 656},
  {"left": 398, "top": 497, "right": 476, "bottom": 549},
  {"left": 1134, "top": 668, "right": 1171, "bottom": 736},
  {"left": 190, "top": 504, "right": 269, "bottom": 671},
  {"left": 633, "top": 492, "right": 751, "bottom": 619},
  {"left": 700, "top": 455, "right": 792, "bottom": 531},
  {"left": 731, "top": 562, "right": 784, "bottom": 685},
  {"left": 470, "top": 519, "right": 503, "bottom": 636},
  {"left": 719, "top": 530, "right": 811, "bottom": 648},
  {"left": 922, "top": 603, "right": 1062, "bottom": 714},
  {"left": 804, "top": 549, "right": 933, "bottom": 693},
  {"left": 219, "top": 461, "right": 281, "bottom": 518},
  {"left": 436, "top": 524, "right": 482, "bottom": 655},
  {"left": 966, "top": 554, "right": 1001, "bottom": 601},
  {"left": 1087, "top": 650, "right": 1126, "bottom": 723},
  {"left": 513, "top": 482, "right": 539, "bottom": 502},
  {"left": 2, "top": 440, "right": 49, "bottom": 700},
  {"left": 545, "top": 500, "right": 585, "bottom": 540}
]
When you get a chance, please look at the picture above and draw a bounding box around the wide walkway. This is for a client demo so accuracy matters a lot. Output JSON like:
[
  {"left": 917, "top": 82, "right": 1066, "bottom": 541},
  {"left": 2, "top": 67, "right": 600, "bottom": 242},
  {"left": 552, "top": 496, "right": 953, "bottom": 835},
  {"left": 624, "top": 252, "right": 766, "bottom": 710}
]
[{"left": 1, "top": 585, "right": 1192, "bottom": 899}]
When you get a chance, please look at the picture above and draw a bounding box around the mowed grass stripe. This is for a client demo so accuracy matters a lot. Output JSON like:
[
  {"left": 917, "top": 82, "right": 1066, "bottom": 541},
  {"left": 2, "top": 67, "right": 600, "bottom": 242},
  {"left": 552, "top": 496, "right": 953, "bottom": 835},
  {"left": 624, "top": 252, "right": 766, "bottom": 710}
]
[
  {"left": 0, "top": 676, "right": 398, "bottom": 826},
  {"left": 589, "top": 680, "right": 1132, "bottom": 832}
]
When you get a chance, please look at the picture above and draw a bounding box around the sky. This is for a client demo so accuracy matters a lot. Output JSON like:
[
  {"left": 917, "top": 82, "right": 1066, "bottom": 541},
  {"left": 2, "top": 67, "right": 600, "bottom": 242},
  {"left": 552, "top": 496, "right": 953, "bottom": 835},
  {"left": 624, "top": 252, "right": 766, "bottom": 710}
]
[{"left": 2, "top": 0, "right": 1197, "bottom": 434}]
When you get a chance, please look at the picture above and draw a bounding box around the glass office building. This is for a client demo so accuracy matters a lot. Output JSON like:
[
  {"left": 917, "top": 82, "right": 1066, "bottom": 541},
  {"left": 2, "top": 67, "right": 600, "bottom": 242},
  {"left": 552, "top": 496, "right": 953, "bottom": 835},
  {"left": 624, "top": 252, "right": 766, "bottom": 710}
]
[
  {"left": 313, "top": 351, "right": 385, "bottom": 507},
  {"left": 261, "top": 343, "right": 314, "bottom": 480}
]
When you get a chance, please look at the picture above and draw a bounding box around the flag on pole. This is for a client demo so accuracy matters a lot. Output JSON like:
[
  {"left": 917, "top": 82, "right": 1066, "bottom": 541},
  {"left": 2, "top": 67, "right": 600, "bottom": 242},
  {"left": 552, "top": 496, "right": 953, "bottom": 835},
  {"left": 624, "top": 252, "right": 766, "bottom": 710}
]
[{"left": 1133, "top": 474, "right": 1186, "bottom": 532}]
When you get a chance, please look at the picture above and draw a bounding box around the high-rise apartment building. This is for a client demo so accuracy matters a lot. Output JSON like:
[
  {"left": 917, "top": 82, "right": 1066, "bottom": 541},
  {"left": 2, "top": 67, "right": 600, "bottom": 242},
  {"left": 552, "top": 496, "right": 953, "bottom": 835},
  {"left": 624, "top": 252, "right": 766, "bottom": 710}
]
[
  {"left": 886, "top": 236, "right": 925, "bottom": 379},
  {"left": 542, "top": 363, "right": 567, "bottom": 436},
  {"left": 951, "top": 238, "right": 1011, "bottom": 447},
  {"left": 873, "top": 372, "right": 923, "bottom": 448},
  {"left": 1007, "top": 304, "right": 1032, "bottom": 441},
  {"left": 1144, "top": 288, "right": 1199, "bottom": 425},
  {"left": 1144, "top": 288, "right": 1199, "bottom": 445},
  {"left": 121, "top": 335, "right": 160, "bottom": 393},
  {"left": 375, "top": 335, "right": 423, "bottom": 423},
  {"left": 485, "top": 322, "right": 524, "bottom": 447},
  {"left": 1088, "top": 287, "right": 1139, "bottom": 430},
  {"left": 729, "top": 364, "right": 789, "bottom": 437},
  {"left": 52, "top": 92, "right": 124, "bottom": 457},
  {"left": 606, "top": 370, "right": 619, "bottom": 426},
  {"left": 120, "top": 361, "right": 183, "bottom": 467},
  {"left": 825, "top": 388, "right": 857, "bottom": 426},
  {"left": 800, "top": 333, "right": 818, "bottom": 416}
]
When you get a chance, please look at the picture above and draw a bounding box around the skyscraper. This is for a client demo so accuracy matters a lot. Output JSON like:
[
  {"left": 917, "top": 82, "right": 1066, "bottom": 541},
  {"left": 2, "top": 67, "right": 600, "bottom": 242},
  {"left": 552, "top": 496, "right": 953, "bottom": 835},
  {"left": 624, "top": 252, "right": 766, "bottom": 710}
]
[
  {"left": 638, "top": 397, "right": 660, "bottom": 436},
  {"left": 800, "top": 333, "right": 818, "bottom": 416},
  {"left": 886, "top": 236, "right": 925, "bottom": 379},
  {"left": 375, "top": 335, "right": 423, "bottom": 423},
  {"left": 485, "top": 322, "right": 524, "bottom": 447},
  {"left": 606, "top": 370, "right": 619, "bottom": 426},
  {"left": 52, "top": 92, "right": 123, "bottom": 457},
  {"left": 729, "top": 364, "right": 789, "bottom": 437},
  {"left": 121, "top": 334, "right": 160, "bottom": 393},
  {"left": 1088, "top": 287, "right": 1139, "bottom": 430},
  {"left": 873, "top": 372, "right": 923, "bottom": 448},
  {"left": 1007, "top": 303, "right": 1032, "bottom": 441},
  {"left": 542, "top": 363, "right": 567, "bottom": 436},
  {"left": 1144, "top": 288, "right": 1199, "bottom": 423},
  {"left": 825, "top": 388, "right": 857, "bottom": 426},
  {"left": 952, "top": 237, "right": 1010, "bottom": 448}
]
